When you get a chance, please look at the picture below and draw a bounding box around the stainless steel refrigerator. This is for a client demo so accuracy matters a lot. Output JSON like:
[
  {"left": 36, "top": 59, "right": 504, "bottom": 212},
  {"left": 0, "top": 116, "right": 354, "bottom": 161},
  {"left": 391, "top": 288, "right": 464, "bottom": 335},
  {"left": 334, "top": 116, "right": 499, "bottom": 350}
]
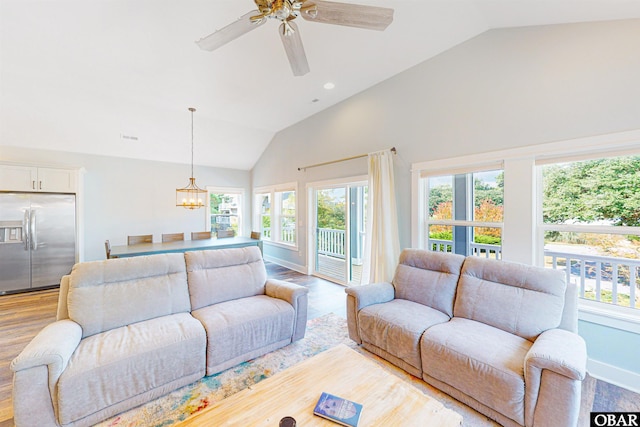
[{"left": 0, "top": 193, "right": 76, "bottom": 294}]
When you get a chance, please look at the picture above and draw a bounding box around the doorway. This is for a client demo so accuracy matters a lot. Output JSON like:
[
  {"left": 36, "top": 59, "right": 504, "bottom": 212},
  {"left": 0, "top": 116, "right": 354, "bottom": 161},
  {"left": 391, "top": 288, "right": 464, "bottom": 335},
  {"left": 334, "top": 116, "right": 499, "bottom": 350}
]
[{"left": 308, "top": 178, "right": 367, "bottom": 286}]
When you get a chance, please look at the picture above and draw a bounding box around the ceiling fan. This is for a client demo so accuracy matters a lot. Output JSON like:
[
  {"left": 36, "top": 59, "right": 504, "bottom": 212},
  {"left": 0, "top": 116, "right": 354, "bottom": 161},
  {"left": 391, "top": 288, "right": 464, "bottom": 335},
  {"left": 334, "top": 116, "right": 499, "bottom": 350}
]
[{"left": 196, "top": 0, "right": 394, "bottom": 76}]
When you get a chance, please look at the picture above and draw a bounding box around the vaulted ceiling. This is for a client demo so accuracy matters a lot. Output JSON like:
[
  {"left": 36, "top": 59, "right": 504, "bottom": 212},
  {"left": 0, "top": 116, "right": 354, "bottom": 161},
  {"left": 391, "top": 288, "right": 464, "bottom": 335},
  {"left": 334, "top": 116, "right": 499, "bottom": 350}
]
[{"left": 2, "top": 0, "right": 640, "bottom": 169}]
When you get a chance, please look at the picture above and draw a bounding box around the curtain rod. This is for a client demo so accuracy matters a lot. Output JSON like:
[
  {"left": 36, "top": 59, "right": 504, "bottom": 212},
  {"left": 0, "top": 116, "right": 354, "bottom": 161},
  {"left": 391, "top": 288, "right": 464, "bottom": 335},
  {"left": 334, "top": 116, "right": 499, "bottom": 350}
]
[{"left": 297, "top": 147, "right": 396, "bottom": 171}]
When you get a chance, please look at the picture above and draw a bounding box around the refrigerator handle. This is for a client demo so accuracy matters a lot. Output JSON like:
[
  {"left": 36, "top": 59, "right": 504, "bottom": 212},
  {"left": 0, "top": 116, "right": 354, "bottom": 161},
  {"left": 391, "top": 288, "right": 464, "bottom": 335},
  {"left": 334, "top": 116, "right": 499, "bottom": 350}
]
[
  {"left": 30, "top": 210, "right": 37, "bottom": 251},
  {"left": 23, "top": 210, "right": 30, "bottom": 251}
]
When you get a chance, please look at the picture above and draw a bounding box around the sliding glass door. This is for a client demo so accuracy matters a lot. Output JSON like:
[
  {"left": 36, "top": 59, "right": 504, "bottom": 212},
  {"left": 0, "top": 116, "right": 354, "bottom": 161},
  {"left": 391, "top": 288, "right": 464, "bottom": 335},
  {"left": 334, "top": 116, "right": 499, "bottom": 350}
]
[{"left": 310, "top": 179, "right": 367, "bottom": 286}]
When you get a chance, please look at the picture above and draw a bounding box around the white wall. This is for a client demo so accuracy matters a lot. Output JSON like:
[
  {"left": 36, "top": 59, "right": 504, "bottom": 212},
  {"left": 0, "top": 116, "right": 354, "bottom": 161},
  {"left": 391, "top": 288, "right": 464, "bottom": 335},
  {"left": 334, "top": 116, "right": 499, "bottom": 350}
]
[
  {"left": 253, "top": 18, "right": 640, "bottom": 268},
  {"left": 0, "top": 146, "right": 250, "bottom": 261}
]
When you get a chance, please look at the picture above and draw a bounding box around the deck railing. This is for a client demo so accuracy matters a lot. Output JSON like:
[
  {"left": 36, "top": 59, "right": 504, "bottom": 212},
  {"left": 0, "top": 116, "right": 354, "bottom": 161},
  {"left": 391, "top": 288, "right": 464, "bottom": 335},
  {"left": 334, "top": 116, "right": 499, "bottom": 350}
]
[
  {"left": 428, "top": 238, "right": 502, "bottom": 259},
  {"left": 545, "top": 250, "right": 640, "bottom": 309},
  {"left": 428, "top": 239, "right": 639, "bottom": 308},
  {"left": 317, "top": 228, "right": 346, "bottom": 259},
  {"left": 261, "top": 227, "right": 295, "bottom": 243}
]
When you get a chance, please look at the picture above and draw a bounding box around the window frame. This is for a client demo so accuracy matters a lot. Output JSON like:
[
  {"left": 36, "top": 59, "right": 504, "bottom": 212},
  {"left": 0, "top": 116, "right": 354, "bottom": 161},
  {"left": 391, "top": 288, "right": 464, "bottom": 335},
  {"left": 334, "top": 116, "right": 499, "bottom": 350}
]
[
  {"left": 535, "top": 154, "right": 640, "bottom": 313},
  {"left": 206, "top": 186, "right": 245, "bottom": 237},
  {"left": 411, "top": 129, "right": 640, "bottom": 330},
  {"left": 418, "top": 163, "right": 505, "bottom": 253},
  {"left": 254, "top": 182, "right": 298, "bottom": 250}
]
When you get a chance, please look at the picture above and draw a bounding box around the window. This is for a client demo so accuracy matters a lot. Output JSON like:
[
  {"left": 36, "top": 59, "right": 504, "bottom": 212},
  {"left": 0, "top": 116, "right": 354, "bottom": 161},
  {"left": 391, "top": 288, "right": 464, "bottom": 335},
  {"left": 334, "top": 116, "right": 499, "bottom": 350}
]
[
  {"left": 208, "top": 188, "right": 243, "bottom": 236},
  {"left": 422, "top": 168, "right": 504, "bottom": 258},
  {"left": 254, "top": 183, "right": 297, "bottom": 247},
  {"left": 538, "top": 155, "right": 640, "bottom": 310}
]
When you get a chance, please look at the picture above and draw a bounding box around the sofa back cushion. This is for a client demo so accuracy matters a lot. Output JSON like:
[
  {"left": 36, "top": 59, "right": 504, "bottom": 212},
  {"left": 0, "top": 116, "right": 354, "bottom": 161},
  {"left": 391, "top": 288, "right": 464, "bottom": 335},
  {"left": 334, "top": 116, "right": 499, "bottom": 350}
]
[
  {"left": 67, "top": 253, "right": 191, "bottom": 338},
  {"left": 185, "top": 246, "right": 267, "bottom": 310},
  {"left": 392, "top": 249, "right": 465, "bottom": 317},
  {"left": 454, "top": 257, "right": 567, "bottom": 341}
]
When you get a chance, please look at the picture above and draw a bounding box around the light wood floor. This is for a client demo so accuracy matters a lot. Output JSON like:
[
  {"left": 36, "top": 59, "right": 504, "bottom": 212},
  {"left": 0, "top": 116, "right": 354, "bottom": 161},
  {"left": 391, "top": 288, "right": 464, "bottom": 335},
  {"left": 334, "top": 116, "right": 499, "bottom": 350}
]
[{"left": 1, "top": 264, "right": 638, "bottom": 427}]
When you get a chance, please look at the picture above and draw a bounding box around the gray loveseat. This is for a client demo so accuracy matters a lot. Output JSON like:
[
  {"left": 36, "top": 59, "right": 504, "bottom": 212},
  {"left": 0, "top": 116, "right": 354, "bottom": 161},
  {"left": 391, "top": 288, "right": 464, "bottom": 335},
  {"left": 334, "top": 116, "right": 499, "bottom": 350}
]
[
  {"left": 11, "top": 246, "right": 308, "bottom": 427},
  {"left": 346, "top": 249, "right": 587, "bottom": 427}
]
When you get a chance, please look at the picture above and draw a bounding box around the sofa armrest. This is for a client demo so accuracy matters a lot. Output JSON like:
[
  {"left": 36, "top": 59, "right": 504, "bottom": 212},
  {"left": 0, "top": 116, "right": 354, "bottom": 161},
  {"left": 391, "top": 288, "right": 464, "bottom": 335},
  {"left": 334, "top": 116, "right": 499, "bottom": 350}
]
[
  {"left": 265, "top": 278, "right": 309, "bottom": 342},
  {"left": 345, "top": 282, "right": 395, "bottom": 311},
  {"left": 525, "top": 328, "right": 587, "bottom": 381},
  {"left": 344, "top": 282, "right": 395, "bottom": 344},
  {"left": 12, "top": 319, "right": 82, "bottom": 375},
  {"left": 524, "top": 328, "right": 587, "bottom": 426},
  {"left": 11, "top": 319, "right": 82, "bottom": 426}
]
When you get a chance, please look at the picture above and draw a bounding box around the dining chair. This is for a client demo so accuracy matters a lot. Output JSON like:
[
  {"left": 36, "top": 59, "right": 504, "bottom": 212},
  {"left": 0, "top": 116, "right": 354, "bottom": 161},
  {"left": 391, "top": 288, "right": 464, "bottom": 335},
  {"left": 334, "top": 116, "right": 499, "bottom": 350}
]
[
  {"left": 250, "top": 231, "right": 261, "bottom": 240},
  {"left": 217, "top": 230, "right": 235, "bottom": 238},
  {"left": 104, "top": 240, "right": 112, "bottom": 259},
  {"left": 191, "top": 231, "right": 212, "bottom": 240},
  {"left": 162, "top": 233, "right": 184, "bottom": 242},
  {"left": 127, "top": 234, "right": 153, "bottom": 245}
]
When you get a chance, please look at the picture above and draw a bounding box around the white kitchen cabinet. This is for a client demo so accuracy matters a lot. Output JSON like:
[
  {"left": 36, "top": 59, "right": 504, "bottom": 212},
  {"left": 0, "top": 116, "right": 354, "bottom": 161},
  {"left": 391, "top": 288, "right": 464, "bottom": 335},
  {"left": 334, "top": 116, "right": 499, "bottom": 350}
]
[{"left": 0, "top": 165, "right": 77, "bottom": 193}]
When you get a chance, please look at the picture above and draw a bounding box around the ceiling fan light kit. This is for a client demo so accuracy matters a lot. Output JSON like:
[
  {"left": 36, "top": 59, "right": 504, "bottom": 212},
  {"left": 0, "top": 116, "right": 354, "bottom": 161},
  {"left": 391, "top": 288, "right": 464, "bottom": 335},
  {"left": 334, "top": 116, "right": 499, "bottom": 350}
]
[{"left": 196, "top": 0, "right": 394, "bottom": 76}]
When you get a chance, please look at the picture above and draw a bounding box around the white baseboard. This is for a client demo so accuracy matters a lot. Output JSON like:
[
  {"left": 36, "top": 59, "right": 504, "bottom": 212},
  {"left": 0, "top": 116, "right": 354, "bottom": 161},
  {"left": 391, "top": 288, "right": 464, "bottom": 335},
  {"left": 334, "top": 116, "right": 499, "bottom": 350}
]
[
  {"left": 264, "top": 255, "right": 308, "bottom": 275},
  {"left": 587, "top": 358, "right": 640, "bottom": 394}
]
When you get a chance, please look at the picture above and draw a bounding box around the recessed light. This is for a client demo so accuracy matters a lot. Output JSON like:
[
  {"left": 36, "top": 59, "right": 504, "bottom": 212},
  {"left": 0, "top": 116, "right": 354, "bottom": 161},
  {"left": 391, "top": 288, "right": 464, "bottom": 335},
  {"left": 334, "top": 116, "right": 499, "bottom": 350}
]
[{"left": 323, "top": 82, "right": 335, "bottom": 90}]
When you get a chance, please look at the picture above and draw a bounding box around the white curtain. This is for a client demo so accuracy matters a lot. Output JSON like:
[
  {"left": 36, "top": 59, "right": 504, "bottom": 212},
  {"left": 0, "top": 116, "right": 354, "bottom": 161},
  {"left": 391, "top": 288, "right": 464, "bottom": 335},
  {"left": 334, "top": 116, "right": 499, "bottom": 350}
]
[{"left": 362, "top": 148, "right": 400, "bottom": 284}]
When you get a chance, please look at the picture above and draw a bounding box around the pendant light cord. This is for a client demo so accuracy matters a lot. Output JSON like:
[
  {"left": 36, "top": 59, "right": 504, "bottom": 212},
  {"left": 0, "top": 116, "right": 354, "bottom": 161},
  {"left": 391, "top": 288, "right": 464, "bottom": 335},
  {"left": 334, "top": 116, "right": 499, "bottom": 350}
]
[{"left": 189, "top": 107, "right": 196, "bottom": 178}]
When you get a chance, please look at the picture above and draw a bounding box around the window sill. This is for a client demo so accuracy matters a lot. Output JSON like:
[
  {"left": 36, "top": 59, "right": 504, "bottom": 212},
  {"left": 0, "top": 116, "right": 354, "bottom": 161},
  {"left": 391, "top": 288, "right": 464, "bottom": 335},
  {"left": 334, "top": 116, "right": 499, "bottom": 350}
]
[
  {"left": 578, "top": 299, "right": 640, "bottom": 334},
  {"left": 263, "top": 240, "right": 299, "bottom": 252}
]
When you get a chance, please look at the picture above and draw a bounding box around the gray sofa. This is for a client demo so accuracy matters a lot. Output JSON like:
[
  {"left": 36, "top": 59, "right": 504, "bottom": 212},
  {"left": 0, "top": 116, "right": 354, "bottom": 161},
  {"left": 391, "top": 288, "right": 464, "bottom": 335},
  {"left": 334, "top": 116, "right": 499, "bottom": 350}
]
[
  {"left": 346, "top": 249, "right": 587, "bottom": 427},
  {"left": 11, "top": 246, "right": 308, "bottom": 427}
]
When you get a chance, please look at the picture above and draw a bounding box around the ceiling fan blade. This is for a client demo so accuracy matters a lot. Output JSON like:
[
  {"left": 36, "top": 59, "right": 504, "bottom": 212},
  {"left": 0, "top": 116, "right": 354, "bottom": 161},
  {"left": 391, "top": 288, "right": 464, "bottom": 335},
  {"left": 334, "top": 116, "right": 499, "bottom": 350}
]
[
  {"left": 301, "top": 0, "right": 393, "bottom": 31},
  {"left": 279, "top": 21, "right": 310, "bottom": 76},
  {"left": 196, "top": 10, "right": 266, "bottom": 51}
]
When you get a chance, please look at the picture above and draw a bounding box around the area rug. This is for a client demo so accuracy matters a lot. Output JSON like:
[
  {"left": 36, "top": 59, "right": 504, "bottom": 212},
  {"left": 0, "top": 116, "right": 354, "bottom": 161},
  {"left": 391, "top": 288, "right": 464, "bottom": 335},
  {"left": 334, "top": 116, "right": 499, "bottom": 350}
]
[{"left": 96, "top": 313, "right": 497, "bottom": 427}]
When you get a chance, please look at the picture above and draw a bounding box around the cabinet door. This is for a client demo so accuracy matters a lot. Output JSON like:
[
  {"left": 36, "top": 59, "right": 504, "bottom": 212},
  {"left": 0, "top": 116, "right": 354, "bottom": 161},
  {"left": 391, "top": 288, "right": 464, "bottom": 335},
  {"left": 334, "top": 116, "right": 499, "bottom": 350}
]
[
  {"left": 0, "top": 165, "right": 38, "bottom": 191},
  {"left": 36, "top": 168, "right": 77, "bottom": 193}
]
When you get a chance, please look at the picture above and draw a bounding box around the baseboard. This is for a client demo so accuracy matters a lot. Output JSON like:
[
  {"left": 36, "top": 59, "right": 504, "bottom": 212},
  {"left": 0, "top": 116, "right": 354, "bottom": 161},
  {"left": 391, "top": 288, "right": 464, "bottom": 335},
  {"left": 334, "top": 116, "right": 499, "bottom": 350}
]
[
  {"left": 587, "top": 358, "right": 640, "bottom": 394},
  {"left": 264, "top": 255, "right": 308, "bottom": 275}
]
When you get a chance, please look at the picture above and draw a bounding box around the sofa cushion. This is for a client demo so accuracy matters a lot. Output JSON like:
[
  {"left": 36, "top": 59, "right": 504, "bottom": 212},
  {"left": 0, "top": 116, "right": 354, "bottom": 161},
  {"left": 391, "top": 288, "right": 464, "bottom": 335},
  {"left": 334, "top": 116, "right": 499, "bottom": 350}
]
[
  {"left": 421, "top": 317, "right": 531, "bottom": 425},
  {"left": 454, "top": 256, "right": 566, "bottom": 341},
  {"left": 56, "top": 313, "right": 206, "bottom": 426},
  {"left": 359, "top": 299, "right": 451, "bottom": 372},
  {"left": 192, "top": 295, "right": 294, "bottom": 375},
  {"left": 392, "top": 249, "right": 465, "bottom": 317},
  {"left": 67, "top": 253, "right": 191, "bottom": 338},
  {"left": 185, "top": 247, "right": 267, "bottom": 310}
]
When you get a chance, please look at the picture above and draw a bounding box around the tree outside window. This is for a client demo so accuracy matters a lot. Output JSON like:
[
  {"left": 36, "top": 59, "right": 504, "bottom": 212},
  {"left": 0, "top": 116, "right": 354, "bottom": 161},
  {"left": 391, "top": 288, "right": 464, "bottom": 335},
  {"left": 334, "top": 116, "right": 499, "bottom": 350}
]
[
  {"left": 541, "top": 155, "right": 640, "bottom": 308},
  {"left": 425, "top": 169, "right": 504, "bottom": 257}
]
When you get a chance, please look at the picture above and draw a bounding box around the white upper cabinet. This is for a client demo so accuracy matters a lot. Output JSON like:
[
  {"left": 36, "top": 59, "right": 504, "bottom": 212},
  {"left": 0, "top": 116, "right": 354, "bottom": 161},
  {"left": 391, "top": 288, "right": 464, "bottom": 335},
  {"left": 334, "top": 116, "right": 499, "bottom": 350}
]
[{"left": 0, "top": 165, "right": 77, "bottom": 193}]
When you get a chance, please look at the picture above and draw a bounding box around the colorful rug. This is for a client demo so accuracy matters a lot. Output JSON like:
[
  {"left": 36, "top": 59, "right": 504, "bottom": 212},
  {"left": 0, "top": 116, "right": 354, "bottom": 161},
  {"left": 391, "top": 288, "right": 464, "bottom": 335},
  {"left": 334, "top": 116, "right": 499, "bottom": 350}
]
[
  {"left": 96, "top": 313, "right": 497, "bottom": 427},
  {"left": 96, "top": 313, "right": 356, "bottom": 427}
]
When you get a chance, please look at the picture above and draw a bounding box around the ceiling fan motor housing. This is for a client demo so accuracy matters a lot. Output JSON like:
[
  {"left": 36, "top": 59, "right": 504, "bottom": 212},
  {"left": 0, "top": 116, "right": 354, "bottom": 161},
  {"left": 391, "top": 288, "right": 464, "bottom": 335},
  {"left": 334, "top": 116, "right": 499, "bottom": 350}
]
[{"left": 255, "top": 0, "right": 306, "bottom": 21}]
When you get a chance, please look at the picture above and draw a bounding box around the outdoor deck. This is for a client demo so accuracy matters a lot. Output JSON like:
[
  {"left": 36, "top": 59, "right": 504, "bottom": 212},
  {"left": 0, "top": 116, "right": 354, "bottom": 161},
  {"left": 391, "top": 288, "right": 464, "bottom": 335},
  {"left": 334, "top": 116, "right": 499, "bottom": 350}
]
[{"left": 315, "top": 253, "right": 363, "bottom": 286}]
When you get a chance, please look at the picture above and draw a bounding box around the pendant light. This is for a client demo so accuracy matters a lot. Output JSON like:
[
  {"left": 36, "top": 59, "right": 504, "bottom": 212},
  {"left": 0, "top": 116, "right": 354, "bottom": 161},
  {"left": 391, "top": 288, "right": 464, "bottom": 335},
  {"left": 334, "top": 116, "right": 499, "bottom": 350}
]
[{"left": 176, "top": 107, "right": 207, "bottom": 209}]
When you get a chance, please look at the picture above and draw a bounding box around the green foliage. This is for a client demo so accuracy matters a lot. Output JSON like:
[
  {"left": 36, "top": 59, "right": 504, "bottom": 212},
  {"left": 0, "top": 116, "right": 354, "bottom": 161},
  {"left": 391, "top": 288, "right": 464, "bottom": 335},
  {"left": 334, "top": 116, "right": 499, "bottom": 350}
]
[
  {"left": 474, "top": 235, "right": 501, "bottom": 245},
  {"left": 317, "top": 191, "right": 345, "bottom": 230},
  {"left": 428, "top": 184, "right": 453, "bottom": 216},
  {"left": 428, "top": 171, "right": 504, "bottom": 217},
  {"left": 584, "top": 290, "right": 633, "bottom": 307},
  {"left": 210, "top": 193, "right": 235, "bottom": 214},
  {"left": 543, "top": 156, "right": 640, "bottom": 226},
  {"left": 428, "top": 231, "right": 502, "bottom": 245},
  {"left": 474, "top": 172, "right": 504, "bottom": 207},
  {"left": 429, "top": 231, "right": 453, "bottom": 240}
]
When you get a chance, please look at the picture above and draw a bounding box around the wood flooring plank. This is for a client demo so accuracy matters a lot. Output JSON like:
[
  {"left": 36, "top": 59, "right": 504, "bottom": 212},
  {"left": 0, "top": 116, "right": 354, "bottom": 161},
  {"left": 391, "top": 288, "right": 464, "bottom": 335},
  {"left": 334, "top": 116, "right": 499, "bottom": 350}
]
[{"left": 0, "top": 288, "right": 58, "bottom": 424}]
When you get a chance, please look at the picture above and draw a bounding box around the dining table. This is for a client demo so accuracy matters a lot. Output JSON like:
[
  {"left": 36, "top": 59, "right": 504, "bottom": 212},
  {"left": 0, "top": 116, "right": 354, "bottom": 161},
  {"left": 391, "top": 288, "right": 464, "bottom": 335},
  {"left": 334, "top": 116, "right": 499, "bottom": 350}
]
[{"left": 109, "top": 236, "right": 263, "bottom": 258}]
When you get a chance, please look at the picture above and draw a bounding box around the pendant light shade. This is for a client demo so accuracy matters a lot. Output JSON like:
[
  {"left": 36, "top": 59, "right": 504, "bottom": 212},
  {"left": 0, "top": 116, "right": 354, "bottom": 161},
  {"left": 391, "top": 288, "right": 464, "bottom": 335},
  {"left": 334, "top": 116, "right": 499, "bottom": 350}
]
[{"left": 176, "top": 107, "right": 207, "bottom": 209}]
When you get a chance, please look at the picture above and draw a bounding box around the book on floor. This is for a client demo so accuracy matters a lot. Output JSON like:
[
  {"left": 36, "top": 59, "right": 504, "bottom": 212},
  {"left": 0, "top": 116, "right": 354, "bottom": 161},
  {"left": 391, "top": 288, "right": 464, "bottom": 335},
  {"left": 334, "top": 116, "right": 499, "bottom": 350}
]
[{"left": 313, "top": 391, "right": 363, "bottom": 427}]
